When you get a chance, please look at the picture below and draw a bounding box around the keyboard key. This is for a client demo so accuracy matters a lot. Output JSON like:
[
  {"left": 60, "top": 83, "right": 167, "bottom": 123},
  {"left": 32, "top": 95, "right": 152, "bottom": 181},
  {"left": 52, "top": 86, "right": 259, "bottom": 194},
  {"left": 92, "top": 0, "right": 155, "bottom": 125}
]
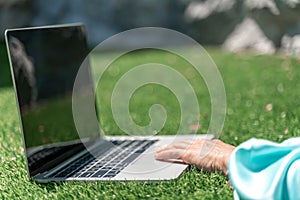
[
  {"left": 94, "top": 170, "right": 107, "bottom": 177},
  {"left": 79, "top": 172, "right": 93, "bottom": 177},
  {"left": 104, "top": 173, "right": 117, "bottom": 178}
]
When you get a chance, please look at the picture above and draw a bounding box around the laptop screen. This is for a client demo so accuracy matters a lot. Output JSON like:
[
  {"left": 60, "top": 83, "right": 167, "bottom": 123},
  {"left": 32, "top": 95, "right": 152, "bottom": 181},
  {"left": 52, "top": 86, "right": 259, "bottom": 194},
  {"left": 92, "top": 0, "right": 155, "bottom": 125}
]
[{"left": 5, "top": 24, "right": 100, "bottom": 176}]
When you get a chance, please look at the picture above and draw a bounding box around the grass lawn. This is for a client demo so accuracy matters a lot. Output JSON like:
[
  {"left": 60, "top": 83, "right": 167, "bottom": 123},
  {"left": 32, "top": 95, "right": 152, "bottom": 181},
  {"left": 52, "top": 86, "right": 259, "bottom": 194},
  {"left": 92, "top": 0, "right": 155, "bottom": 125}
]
[{"left": 1, "top": 43, "right": 300, "bottom": 199}]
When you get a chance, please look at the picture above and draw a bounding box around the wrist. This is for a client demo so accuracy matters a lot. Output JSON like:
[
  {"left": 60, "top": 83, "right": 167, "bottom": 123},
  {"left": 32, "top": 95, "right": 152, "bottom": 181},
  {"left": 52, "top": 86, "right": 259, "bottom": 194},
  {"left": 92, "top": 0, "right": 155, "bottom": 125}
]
[{"left": 223, "top": 146, "right": 235, "bottom": 175}]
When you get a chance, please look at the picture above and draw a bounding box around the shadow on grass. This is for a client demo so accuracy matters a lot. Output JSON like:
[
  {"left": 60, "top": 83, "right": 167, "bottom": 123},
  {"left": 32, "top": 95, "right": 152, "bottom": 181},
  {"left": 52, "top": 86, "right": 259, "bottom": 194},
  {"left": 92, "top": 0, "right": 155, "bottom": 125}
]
[
  {"left": 34, "top": 181, "right": 62, "bottom": 192},
  {"left": 0, "top": 41, "right": 13, "bottom": 87}
]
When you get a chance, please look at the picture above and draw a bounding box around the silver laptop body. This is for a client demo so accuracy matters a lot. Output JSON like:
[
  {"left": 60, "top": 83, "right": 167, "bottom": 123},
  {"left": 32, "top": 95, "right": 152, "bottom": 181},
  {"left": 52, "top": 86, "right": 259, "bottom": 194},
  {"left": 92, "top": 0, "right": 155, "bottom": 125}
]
[{"left": 5, "top": 24, "right": 213, "bottom": 182}]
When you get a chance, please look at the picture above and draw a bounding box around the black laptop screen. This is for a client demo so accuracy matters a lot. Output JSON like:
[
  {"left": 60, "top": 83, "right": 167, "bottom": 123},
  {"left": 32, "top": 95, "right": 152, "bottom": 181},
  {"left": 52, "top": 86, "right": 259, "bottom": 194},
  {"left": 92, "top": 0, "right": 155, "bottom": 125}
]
[{"left": 6, "top": 25, "right": 99, "bottom": 176}]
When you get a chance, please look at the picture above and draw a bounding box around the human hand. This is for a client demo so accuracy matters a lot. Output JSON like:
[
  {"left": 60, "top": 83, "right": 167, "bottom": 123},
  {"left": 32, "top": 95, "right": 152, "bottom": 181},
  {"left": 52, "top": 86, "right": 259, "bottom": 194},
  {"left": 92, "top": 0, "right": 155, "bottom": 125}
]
[{"left": 155, "top": 139, "right": 235, "bottom": 175}]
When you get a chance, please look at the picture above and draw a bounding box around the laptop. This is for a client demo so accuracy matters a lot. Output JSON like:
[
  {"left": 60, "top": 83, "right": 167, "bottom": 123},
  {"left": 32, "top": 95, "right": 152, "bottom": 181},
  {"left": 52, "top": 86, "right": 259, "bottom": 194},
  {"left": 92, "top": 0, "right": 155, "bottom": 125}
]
[{"left": 5, "top": 23, "right": 214, "bottom": 182}]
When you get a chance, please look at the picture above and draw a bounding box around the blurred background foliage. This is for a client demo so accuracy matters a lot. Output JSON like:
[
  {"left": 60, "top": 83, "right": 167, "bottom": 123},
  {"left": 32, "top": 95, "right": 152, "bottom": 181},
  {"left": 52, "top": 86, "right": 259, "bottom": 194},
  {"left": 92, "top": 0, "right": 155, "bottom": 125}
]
[
  {"left": 1, "top": 0, "right": 300, "bottom": 48},
  {"left": 1, "top": 0, "right": 300, "bottom": 87}
]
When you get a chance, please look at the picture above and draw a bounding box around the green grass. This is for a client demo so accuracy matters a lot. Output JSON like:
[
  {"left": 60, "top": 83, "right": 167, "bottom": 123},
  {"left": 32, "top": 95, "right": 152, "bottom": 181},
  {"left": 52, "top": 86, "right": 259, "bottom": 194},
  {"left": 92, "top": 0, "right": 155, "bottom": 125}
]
[
  {"left": 1, "top": 45, "right": 300, "bottom": 199},
  {"left": 94, "top": 48, "right": 211, "bottom": 136}
]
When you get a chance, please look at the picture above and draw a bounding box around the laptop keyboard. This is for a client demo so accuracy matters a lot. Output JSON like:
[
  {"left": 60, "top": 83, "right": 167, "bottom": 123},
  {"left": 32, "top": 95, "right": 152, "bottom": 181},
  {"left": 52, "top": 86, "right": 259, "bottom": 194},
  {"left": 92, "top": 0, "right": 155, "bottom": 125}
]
[{"left": 51, "top": 139, "right": 157, "bottom": 179}]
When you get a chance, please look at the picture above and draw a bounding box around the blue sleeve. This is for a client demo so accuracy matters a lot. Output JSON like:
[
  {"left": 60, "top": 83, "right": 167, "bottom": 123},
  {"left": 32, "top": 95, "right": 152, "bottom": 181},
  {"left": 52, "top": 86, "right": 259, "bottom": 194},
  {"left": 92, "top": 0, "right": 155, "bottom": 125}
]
[{"left": 228, "top": 137, "right": 300, "bottom": 200}]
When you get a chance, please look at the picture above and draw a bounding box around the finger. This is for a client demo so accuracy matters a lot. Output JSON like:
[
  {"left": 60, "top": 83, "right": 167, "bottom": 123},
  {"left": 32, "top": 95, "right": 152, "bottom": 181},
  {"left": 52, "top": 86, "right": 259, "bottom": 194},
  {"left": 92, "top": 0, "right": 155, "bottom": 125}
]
[
  {"left": 173, "top": 139, "right": 194, "bottom": 145},
  {"left": 156, "top": 144, "right": 168, "bottom": 152},
  {"left": 156, "top": 141, "right": 191, "bottom": 153},
  {"left": 180, "top": 140, "right": 194, "bottom": 145},
  {"left": 155, "top": 149, "right": 186, "bottom": 160}
]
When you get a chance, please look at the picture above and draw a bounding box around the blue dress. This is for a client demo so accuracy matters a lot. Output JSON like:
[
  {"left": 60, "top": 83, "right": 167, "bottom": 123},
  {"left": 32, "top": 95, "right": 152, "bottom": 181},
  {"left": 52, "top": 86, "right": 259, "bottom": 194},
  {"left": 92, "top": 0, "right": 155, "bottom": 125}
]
[{"left": 228, "top": 138, "right": 300, "bottom": 200}]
